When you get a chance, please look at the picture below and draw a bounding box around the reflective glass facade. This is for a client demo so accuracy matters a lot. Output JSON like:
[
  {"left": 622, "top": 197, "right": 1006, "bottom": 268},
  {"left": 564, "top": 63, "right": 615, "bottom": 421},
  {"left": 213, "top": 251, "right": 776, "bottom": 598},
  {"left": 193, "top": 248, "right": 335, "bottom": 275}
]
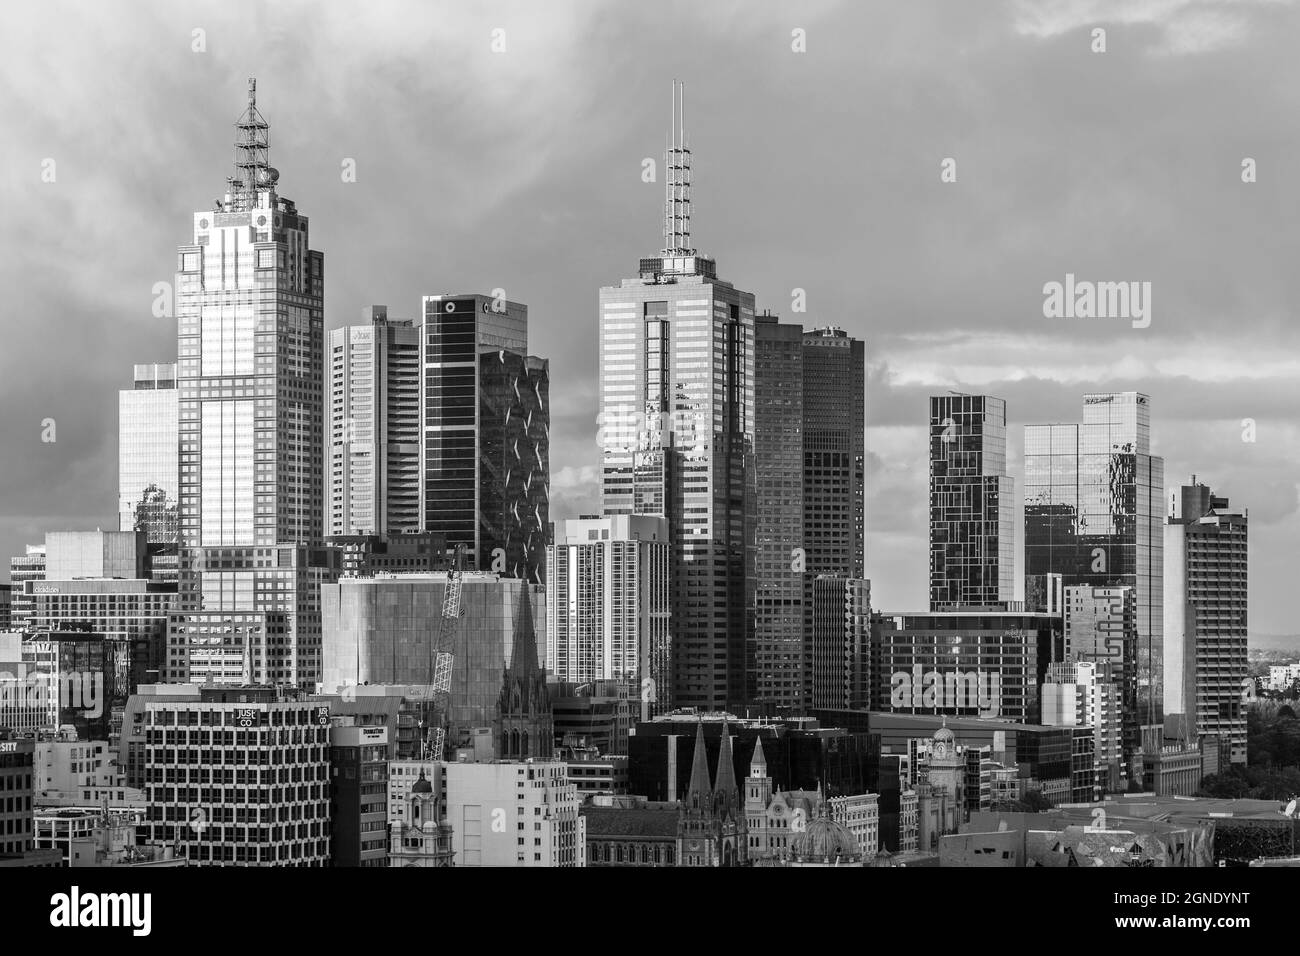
[
  {"left": 929, "top": 395, "right": 1014, "bottom": 609},
  {"left": 1025, "top": 392, "right": 1164, "bottom": 730}
]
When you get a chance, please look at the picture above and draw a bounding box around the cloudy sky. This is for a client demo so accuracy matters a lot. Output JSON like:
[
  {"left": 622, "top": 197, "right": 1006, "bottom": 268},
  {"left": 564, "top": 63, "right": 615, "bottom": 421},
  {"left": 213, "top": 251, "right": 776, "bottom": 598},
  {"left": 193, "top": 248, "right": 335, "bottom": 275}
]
[{"left": 2, "top": 0, "right": 1297, "bottom": 636}]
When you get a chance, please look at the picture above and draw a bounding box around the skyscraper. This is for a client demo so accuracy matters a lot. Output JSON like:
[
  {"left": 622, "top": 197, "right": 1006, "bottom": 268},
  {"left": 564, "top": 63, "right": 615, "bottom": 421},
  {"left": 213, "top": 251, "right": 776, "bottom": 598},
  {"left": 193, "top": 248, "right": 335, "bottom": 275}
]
[
  {"left": 802, "top": 327, "right": 866, "bottom": 581},
  {"left": 599, "top": 82, "right": 756, "bottom": 711},
  {"left": 174, "top": 79, "right": 332, "bottom": 688},
  {"left": 1165, "top": 478, "right": 1247, "bottom": 764},
  {"left": 929, "top": 394, "right": 1014, "bottom": 610},
  {"left": 118, "top": 363, "right": 179, "bottom": 545},
  {"left": 752, "top": 314, "right": 805, "bottom": 710},
  {"left": 419, "top": 293, "right": 549, "bottom": 582},
  {"left": 328, "top": 307, "right": 421, "bottom": 537},
  {"left": 546, "top": 515, "right": 671, "bottom": 713},
  {"left": 1025, "top": 391, "right": 1164, "bottom": 734}
]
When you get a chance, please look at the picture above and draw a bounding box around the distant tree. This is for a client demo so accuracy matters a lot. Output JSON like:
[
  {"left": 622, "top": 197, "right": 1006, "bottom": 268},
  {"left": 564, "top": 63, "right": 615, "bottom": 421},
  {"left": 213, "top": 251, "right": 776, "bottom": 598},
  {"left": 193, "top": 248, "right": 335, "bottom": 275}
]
[
  {"left": 1198, "top": 769, "right": 1250, "bottom": 799},
  {"left": 1011, "top": 789, "right": 1054, "bottom": 813},
  {"left": 1280, "top": 705, "right": 1297, "bottom": 720}
]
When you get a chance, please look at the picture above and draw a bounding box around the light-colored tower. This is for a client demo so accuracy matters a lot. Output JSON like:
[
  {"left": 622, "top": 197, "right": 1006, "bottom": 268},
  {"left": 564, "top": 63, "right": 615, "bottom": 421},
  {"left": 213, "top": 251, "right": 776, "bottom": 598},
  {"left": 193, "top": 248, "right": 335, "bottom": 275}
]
[
  {"left": 174, "top": 79, "right": 329, "bottom": 687},
  {"left": 328, "top": 307, "right": 421, "bottom": 536},
  {"left": 599, "top": 81, "right": 756, "bottom": 710}
]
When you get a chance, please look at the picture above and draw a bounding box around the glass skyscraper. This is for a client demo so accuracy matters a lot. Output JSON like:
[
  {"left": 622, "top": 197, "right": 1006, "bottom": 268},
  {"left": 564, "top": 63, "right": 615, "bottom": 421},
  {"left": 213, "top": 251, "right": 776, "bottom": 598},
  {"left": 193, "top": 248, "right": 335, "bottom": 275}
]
[
  {"left": 419, "top": 293, "right": 549, "bottom": 583},
  {"left": 174, "top": 80, "right": 332, "bottom": 688},
  {"left": 1025, "top": 392, "right": 1164, "bottom": 736},
  {"left": 929, "top": 394, "right": 1014, "bottom": 610}
]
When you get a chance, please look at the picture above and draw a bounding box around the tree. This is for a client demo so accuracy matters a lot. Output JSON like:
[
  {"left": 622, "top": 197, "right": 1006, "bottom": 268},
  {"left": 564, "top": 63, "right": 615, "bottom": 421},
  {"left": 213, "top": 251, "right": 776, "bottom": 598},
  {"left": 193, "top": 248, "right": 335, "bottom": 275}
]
[{"left": 1011, "top": 789, "right": 1054, "bottom": 813}]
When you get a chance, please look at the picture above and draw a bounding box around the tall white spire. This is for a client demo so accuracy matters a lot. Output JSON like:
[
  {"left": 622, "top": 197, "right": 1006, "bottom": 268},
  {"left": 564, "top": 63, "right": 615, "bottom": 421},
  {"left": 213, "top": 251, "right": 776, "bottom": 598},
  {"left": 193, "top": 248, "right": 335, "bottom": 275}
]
[{"left": 662, "top": 79, "right": 694, "bottom": 255}]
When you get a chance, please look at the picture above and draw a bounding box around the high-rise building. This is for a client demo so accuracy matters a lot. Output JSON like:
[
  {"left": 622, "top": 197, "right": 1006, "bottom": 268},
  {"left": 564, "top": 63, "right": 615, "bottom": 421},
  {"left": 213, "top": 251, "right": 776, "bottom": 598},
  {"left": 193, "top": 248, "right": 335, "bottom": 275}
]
[
  {"left": 419, "top": 293, "right": 548, "bottom": 582},
  {"left": 1165, "top": 479, "right": 1248, "bottom": 764},
  {"left": 1062, "top": 584, "right": 1138, "bottom": 772},
  {"left": 599, "top": 82, "right": 756, "bottom": 711},
  {"left": 752, "top": 314, "right": 805, "bottom": 712},
  {"left": 8, "top": 544, "right": 45, "bottom": 633},
  {"left": 808, "top": 575, "right": 871, "bottom": 711},
  {"left": 174, "top": 80, "right": 331, "bottom": 689},
  {"left": 118, "top": 363, "right": 179, "bottom": 563},
  {"left": 801, "top": 327, "right": 866, "bottom": 581},
  {"left": 138, "top": 686, "right": 331, "bottom": 865},
  {"left": 929, "top": 394, "right": 1014, "bottom": 610},
  {"left": 1025, "top": 392, "right": 1165, "bottom": 728},
  {"left": 750, "top": 319, "right": 867, "bottom": 712},
  {"left": 327, "top": 307, "right": 421, "bottom": 537},
  {"left": 329, "top": 724, "right": 390, "bottom": 867},
  {"left": 1041, "top": 659, "right": 1122, "bottom": 795},
  {"left": 546, "top": 516, "right": 671, "bottom": 713}
]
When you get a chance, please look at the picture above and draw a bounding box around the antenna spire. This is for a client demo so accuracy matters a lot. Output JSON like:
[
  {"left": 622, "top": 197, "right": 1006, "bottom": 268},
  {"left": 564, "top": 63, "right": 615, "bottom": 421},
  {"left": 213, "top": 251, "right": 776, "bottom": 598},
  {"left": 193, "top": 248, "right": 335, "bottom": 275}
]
[
  {"left": 225, "top": 76, "right": 274, "bottom": 212},
  {"left": 662, "top": 79, "right": 694, "bottom": 255}
]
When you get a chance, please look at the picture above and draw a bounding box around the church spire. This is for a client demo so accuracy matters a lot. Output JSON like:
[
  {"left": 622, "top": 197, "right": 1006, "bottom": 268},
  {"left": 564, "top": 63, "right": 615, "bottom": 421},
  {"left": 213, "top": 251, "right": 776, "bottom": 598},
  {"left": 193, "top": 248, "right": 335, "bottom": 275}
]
[
  {"left": 662, "top": 79, "right": 694, "bottom": 255},
  {"left": 713, "top": 717, "right": 738, "bottom": 813},
  {"left": 685, "top": 719, "right": 711, "bottom": 808},
  {"left": 749, "top": 734, "right": 767, "bottom": 778}
]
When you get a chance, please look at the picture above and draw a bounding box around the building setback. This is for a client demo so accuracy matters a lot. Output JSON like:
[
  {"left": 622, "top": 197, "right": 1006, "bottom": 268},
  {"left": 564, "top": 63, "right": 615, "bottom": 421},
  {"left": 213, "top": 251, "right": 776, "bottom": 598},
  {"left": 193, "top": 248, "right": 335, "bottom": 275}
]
[
  {"left": 599, "top": 83, "right": 756, "bottom": 711},
  {"left": 174, "top": 80, "right": 333, "bottom": 688}
]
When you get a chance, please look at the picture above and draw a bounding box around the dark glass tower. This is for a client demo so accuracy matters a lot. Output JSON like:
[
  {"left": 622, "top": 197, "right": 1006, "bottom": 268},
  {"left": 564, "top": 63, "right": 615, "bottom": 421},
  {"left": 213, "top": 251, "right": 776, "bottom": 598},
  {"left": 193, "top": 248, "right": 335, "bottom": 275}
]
[
  {"left": 419, "top": 294, "right": 549, "bottom": 583},
  {"left": 929, "top": 394, "right": 1014, "bottom": 610}
]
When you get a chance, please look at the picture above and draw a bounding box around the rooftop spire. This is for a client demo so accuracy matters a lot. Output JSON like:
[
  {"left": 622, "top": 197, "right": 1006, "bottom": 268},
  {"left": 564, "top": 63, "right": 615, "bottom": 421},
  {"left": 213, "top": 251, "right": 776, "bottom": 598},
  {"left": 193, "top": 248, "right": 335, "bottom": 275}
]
[
  {"left": 685, "top": 719, "right": 711, "bottom": 808},
  {"left": 225, "top": 77, "right": 276, "bottom": 211},
  {"left": 662, "top": 79, "right": 694, "bottom": 255},
  {"left": 713, "top": 717, "right": 738, "bottom": 812}
]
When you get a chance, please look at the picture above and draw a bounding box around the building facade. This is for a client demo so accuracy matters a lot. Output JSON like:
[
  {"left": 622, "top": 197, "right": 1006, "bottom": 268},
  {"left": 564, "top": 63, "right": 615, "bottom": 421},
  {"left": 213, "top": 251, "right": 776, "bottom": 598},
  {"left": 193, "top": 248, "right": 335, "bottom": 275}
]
[
  {"left": 419, "top": 293, "right": 549, "bottom": 583},
  {"left": 929, "top": 394, "right": 1014, "bottom": 610},
  {"left": 328, "top": 307, "right": 421, "bottom": 537},
  {"left": 118, "top": 363, "right": 179, "bottom": 555},
  {"left": 174, "top": 81, "right": 330, "bottom": 689},
  {"left": 1165, "top": 479, "right": 1248, "bottom": 763},
  {"left": 546, "top": 516, "right": 671, "bottom": 713},
  {"left": 1025, "top": 392, "right": 1164, "bottom": 730}
]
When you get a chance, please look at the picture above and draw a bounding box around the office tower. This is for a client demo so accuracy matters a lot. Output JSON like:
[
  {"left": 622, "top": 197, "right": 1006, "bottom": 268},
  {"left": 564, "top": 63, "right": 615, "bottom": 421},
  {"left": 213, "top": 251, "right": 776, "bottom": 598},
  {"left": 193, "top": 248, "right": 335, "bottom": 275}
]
[
  {"left": 801, "top": 327, "right": 866, "bottom": 579},
  {"left": 546, "top": 516, "right": 671, "bottom": 712},
  {"left": 165, "top": 610, "right": 287, "bottom": 685},
  {"left": 8, "top": 544, "right": 45, "bottom": 632},
  {"left": 138, "top": 687, "right": 331, "bottom": 865},
  {"left": 45, "top": 529, "right": 149, "bottom": 580},
  {"left": 600, "top": 83, "right": 756, "bottom": 710},
  {"left": 870, "top": 610, "right": 1062, "bottom": 724},
  {"left": 329, "top": 724, "right": 390, "bottom": 867},
  {"left": 320, "top": 573, "right": 545, "bottom": 733},
  {"left": 174, "top": 80, "right": 330, "bottom": 688},
  {"left": 118, "top": 363, "right": 179, "bottom": 565},
  {"left": 1063, "top": 584, "right": 1137, "bottom": 772},
  {"left": 1025, "top": 392, "right": 1164, "bottom": 728},
  {"left": 0, "top": 584, "right": 10, "bottom": 632},
  {"left": 1041, "top": 659, "right": 1122, "bottom": 795},
  {"left": 0, "top": 734, "right": 36, "bottom": 859},
  {"left": 419, "top": 293, "right": 549, "bottom": 582},
  {"left": 752, "top": 319, "right": 867, "bottom": 711},
  {"left": 751, "top": 314, "right": 805, "bottom": 710},
  {"left": 808, "top": 575, "right": 871, "bottom": 711},
  {"left": 328, "top": 307, "right": 421, "bottom": 537},
  {"left": 929, "top": 394, "right": 1014, "bottom": 610},
  {"left": 1165, "top": 478, "right": 1248, "bottom": 764}
]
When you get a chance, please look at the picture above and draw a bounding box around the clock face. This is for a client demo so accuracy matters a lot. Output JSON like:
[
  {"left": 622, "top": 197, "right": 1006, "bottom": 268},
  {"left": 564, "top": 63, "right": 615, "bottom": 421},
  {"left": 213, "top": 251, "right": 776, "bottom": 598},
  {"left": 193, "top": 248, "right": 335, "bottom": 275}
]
[{"left": 934, "top": 742, "right": 948, "bottom": 759}]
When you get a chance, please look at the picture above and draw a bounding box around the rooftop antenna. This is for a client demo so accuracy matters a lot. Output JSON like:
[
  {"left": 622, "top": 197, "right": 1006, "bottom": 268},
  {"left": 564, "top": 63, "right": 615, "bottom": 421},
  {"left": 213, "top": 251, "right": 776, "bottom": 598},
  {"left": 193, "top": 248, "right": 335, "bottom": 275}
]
[
  {"left": 226, "top": 77, "right": 275, "bottom": 211},
  {"left": 662, "top": 79, "right": 695, "bottom": 256}
]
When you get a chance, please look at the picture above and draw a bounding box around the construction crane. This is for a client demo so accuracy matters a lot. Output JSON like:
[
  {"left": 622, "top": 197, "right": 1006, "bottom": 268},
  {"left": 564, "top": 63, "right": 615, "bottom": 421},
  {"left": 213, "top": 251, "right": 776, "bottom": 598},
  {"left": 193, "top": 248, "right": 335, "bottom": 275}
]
[{"left": 421, "top": 544, "right": 466, "bottom": 760}]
